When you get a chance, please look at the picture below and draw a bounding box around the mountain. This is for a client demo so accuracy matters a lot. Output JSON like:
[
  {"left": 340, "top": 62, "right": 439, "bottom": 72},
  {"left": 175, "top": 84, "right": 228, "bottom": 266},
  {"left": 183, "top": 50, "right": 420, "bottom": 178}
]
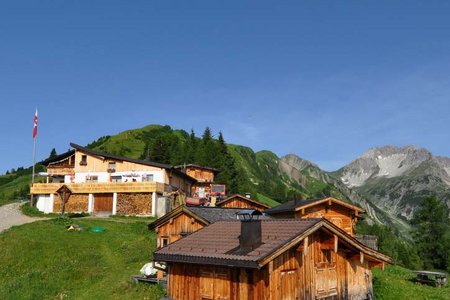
[{"left": 335, "top": 146, "right": 450, "bottom": 227}]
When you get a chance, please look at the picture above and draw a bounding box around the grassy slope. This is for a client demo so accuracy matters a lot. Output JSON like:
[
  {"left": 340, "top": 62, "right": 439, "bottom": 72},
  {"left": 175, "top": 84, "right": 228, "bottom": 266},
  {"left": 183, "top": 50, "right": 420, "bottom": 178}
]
[
  {"left": 373, "top": 265, "right": 450, "bottom": 300},
  {"left": 0, "top": 218, "right": 164, "bottom": 300},
  {"left": 256, "top": 193, "right": 280, "bottom": 207},
  {"left": 0, "top": 174, "right": 32, "bottom": 206}
]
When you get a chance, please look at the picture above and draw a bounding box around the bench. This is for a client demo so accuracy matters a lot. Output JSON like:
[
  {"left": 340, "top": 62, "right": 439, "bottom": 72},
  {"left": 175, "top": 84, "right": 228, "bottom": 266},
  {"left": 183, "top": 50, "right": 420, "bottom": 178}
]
[
  {"left": 412, "top": 271, "right": 448, "bottom": 287},
  {"left": 130, "top": 275, "right": 167, "bottom": 289}
]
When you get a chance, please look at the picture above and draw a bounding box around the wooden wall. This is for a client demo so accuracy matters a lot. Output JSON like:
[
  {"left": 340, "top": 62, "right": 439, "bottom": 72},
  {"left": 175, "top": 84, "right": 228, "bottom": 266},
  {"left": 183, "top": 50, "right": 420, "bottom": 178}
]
[
  {"left": 74, "top": 151, "right": 162, "bottom": 174},
  {"left": 165, "top": 230, "right": 374, "bottom": 300},
  {"left": 186, "top": 168, "right": 215, "bottom": 182},
  {"left": 156, "top": 212, "right": 205, "bottom": 247},
  {"left": 298, "top": 203, "right": 356, "bottom": 235},
  {"left": 116, "top": 193, "right": 152, "bottom": 215},
  {"left": 164, "top": 170, "right": 192, "bottom": 196},
  {"left": 53, "top": 193, "right": 88, "bottom": 213},
  {"left": 218, "top": 198, "right": 267, "bottom": 211}
]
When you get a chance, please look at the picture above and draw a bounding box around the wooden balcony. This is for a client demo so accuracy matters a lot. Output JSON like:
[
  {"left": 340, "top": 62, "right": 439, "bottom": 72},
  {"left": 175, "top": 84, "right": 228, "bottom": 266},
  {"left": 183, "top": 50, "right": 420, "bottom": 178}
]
[
  {"left": 30, "top": 182, "right": 165, "bottom": 194},
  {"left": 47, "top": 166, "right": 74, "bottom": 176}
]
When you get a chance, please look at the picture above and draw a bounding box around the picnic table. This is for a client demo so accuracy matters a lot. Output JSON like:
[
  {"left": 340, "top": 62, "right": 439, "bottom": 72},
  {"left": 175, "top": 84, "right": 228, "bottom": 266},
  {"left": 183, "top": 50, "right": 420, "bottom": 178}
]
[{"left": 412, "top": 270, "right": 448, "bottom": 287}]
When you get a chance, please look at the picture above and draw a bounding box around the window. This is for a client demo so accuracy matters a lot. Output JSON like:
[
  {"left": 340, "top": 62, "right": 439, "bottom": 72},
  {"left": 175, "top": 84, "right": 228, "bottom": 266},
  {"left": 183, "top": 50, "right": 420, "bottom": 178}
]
[
  {"left": 142, "top": 174, "right": 154, "bottom": 182},
  {"left": 108, "top": 161, "right": 116, "bottom": 173},
  {"left": 86, "top": 175, "right": 98, "bottom": 183},
  {"left": 160, "top": 237, "right": 169, "bottom": 248},
  {"left": 80, "top": 155, "right": 87, "bottom": 166},
  {"left": 111, "top": 175, "right": 122, "bottom": 182}
]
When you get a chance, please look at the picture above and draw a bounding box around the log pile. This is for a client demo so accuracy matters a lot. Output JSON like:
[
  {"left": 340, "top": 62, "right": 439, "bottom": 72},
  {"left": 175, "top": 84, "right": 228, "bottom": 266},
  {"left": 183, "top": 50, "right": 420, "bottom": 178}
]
[
  {"left": 117, "top": 193, "right": 152, "bottom": 215},
  {"left": 53, "top": 194, "right": 89, "bottom": 213}
]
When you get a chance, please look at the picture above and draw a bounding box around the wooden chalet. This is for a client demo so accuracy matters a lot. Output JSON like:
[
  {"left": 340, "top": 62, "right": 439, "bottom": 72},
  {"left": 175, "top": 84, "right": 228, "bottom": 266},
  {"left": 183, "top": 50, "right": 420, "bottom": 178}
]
[
  {"left": 30, "top": 143, "right": 196, "bottom": 216},
  {"left": 153, "top": 213, "right": 392, "bottom": 300},
  {"left": 216, "top": 194, "right": 271, "bottom": 211},
  {"left": 175, "top": 164, "right": 219, "bottom": 199},
  {"left": 149, "top": 205, "right": 257, "bottom": 248},
  {"left": 264, "top": 197, "right": 365, "bottom": 236}
]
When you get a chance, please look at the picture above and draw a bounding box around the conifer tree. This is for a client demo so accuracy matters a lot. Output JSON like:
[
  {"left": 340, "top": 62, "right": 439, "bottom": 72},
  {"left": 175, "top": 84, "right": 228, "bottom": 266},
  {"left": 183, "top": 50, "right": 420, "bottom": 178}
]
[
  {"left": 49, "top": 148, "right": 57, "bottom": 159},
  {"left": 412, "top": 197, "right": 450, "bottom": 270}
]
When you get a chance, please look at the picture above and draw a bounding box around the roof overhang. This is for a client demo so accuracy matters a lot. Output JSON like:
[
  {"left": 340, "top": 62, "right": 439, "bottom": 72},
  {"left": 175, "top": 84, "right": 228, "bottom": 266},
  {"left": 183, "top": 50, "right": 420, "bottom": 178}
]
[{"left": 148, "top": 205, "right": 209, "bottom": 230}]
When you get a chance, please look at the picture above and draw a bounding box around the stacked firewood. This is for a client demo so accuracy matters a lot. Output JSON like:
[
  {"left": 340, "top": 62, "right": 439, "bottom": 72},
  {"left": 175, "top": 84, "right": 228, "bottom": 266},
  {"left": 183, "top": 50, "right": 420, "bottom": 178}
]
[{"left": 116, "top": 193, "right": 152, "bottom": 215}]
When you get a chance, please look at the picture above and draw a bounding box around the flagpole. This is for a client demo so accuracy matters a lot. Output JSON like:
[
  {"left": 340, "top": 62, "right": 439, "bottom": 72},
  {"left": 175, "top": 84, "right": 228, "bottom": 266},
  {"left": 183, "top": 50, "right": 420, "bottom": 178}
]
[
  {"left": 30, "top": 109, "right": 38, "bottom": 206},
  {"left": 30, "top": 133, "right": 36, "bottom": 205}
]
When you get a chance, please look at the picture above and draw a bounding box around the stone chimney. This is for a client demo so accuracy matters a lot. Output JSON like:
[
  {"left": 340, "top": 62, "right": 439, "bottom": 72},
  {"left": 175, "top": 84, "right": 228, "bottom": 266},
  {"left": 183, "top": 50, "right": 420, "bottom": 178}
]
[{"left": 237, "top": 209, "right": 262, "bottom": 253}]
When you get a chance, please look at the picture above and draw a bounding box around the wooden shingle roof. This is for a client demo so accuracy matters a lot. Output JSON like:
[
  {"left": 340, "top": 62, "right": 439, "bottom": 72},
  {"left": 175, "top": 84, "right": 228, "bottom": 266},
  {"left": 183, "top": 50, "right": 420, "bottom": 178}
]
[{"left": 148, "top": 205, "right": 266, "bottom": 230}]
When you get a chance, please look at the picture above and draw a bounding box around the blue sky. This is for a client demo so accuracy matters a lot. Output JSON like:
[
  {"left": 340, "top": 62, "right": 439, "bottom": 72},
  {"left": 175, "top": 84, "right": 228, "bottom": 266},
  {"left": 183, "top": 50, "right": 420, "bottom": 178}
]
[{"left": 1, "top": 1, "right": 450, "bottom": 174}]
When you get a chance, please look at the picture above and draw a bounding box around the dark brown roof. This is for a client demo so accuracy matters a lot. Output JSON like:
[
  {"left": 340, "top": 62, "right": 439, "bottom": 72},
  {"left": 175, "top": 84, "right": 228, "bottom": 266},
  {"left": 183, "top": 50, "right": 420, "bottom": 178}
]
[
  {"left": 264, "top": 197, "right": 365, "bottom": 215},
  {"left": 174, "top": 164, "right": 219, "bottom": 173},
  {"left": 69, "top": 143, "right": 196, "bottom": 182},
  {"left": 217, "top": 194, "right": 271, "bottom": 209},
  {"left": 153, "top": 218, "right": 392, "bottom": 268},
  {"left": 42, "top": 149, "right": 75, "bottom": 166},
  {"left": 148, "top": 205, "right": 268, "bottom": 230},
  {"left": 153, "top": 219, "right": 322, "bottom": 268}
]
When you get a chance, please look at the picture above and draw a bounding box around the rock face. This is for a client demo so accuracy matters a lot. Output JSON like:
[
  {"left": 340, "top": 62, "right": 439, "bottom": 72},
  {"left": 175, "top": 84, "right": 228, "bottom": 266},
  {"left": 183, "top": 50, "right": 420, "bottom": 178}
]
[
  {"left": 340, "top": 146, "right": 432, "bottom": 187},
  {"left": 337, "top": 146, "right": 450, "bottom": 222}
]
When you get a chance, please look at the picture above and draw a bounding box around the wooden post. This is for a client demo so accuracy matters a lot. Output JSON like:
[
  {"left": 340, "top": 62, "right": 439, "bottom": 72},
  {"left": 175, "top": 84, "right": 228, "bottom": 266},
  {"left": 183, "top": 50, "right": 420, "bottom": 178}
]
[
  {"left": 303, "top": 237, "right": 309, "bottom": 256},
  {"left": 360, "top": 251, "right": 364, "bottom": 264},
  {"left": 334, "top": 235, "right": 338, "bottom": 253}
]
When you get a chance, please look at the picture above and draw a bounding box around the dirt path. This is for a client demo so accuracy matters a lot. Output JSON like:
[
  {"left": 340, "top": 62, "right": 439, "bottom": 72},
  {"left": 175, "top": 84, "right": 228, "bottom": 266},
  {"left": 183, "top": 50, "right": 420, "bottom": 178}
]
[{"left": 0, "top": 202, "right": 48, "bottom": 233}]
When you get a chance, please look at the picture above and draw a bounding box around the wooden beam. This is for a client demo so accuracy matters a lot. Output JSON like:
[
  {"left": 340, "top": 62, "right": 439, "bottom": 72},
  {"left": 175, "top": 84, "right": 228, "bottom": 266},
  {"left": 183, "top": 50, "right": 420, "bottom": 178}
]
[
  {"left": 360, "top": 251, "right": 364, "bottom": 264},
  {"left": 303, "top": 237, "right": 309, "bottom": 256},
  {"left": 334, "top": 234, "right": 338, "bottom": 253},
  {"left": 268, "top": 261, "right": 273, "bottom": 274},
  {"left": 328, "top": 199, "right": 332, "bottom": 206},
  {"left": 301, "top": 208, "right": 305, "bottom": 215}
]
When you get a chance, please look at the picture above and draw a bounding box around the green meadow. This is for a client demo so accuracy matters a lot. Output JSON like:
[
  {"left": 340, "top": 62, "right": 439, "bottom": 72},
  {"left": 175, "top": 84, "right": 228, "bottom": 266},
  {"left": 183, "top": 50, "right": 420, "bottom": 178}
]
[{"left": 0, "top": 217, "right": 164, "bottom": 300}]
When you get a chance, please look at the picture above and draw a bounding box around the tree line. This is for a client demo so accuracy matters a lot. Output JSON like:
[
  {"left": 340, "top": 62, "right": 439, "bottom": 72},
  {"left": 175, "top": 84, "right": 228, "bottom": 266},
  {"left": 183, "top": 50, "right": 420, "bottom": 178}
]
[{"left": 358, "top": 196, "right": 450, "bottom": 272}]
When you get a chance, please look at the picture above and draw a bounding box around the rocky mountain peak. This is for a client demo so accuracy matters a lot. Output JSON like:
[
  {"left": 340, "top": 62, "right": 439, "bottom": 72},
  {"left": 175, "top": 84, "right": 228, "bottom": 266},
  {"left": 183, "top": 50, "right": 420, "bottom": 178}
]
[
  {"left": 280, "top": 154, "right": 318, "bottom": 171},
  {"left": 340, "top": 145, "right": 433, "bottom": 187}
]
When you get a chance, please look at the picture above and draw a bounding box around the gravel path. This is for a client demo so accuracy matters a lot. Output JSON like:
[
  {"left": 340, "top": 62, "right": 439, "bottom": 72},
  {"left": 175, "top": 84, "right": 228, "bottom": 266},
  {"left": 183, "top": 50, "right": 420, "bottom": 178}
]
[{"left": 0, "top": 202, "right": 48, "bottom": 233}]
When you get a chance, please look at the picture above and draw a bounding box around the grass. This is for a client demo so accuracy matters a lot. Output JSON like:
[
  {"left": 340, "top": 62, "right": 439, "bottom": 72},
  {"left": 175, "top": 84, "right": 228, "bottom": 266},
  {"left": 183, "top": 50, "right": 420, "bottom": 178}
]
[
  {"left": 0, "top": 174, "right": 32, "bottom": 206},
  {"left": 256, "top": 193, "right": 280, "bottom": 207},
  {"left": 0, "top": 218, "right": 165, "bottom": 300},
  {"left": 373, "top": 265, "right": 450, "bottom": 300}
]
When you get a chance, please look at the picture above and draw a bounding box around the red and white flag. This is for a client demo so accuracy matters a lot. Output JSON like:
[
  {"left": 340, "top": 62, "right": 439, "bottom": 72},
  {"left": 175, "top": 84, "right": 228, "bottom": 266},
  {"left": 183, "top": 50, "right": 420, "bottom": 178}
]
[{"left": 33, "top": 109, "right": 38, "bottom": 139}]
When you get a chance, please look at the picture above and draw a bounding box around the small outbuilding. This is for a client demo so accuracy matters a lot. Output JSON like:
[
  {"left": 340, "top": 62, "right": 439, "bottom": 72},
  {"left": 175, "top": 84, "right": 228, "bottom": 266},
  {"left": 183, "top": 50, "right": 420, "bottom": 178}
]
[
  {"left": 216, "top": 194, "right": 271, "bottom": 211},
  {"left": 154, "top": 212, "right": 392, "bottom": 300},
  {"left": 264, "top": 197, "right": 365, "bottom": 236}
]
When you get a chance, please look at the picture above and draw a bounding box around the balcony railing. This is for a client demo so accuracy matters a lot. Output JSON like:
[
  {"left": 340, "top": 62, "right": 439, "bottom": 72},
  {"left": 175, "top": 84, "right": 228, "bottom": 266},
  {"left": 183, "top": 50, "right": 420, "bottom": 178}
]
[
  {"left": 30, "top": 182, "right": 165, "bottom": 194},
  {"left": 47, "top": 167, "right": 74, "bottom": 176}
]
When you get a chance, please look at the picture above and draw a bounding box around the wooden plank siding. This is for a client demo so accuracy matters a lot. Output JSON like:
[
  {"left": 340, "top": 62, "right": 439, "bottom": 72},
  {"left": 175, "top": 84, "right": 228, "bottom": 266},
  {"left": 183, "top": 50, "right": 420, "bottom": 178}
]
[
  {"left": 297, "top": 203, "right": 356, "bottom": 235},
  {"left": 156, "top": 213, "right": 206, "bottom": 247},
  {"left": 31, "top": 182, "right": 165, "bottom": 194},
  {"left": 218, "top": 199, "right": 267, "bottom": 211}
]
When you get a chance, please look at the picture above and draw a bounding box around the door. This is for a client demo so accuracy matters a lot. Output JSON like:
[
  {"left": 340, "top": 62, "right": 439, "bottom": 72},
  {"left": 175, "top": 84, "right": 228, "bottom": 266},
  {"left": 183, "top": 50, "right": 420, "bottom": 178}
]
[
  {"left": 94, "top": 193, "right": 113, "bottom": 213},
  {"left": 200, "top": 267, "right": 230, "bottom": 300},
  {"left": 280, "top": 269, "right": 297, "bottom": 300}
]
